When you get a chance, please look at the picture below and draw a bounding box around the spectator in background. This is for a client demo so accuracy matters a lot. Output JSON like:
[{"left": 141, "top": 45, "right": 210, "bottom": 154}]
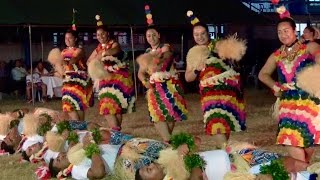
[
  {"left": 302, "top": 26, "right": 320, "bottom": 44},
  {"left": 26, "top": 67, "right": 47, "bottom": 103},
  {"left": 11, "top": 59, "right": 28, "bottom": 97},
  {"left": 34, "top": 61, "right": 50, "bottom": 76}
]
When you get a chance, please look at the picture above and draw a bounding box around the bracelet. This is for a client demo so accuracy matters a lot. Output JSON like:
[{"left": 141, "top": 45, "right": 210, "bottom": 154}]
[
  {"left": 272, "top": 82, "right": 281, "bottom": 94},
  {"left": 142, "top": 78, "right": 150, "bottom": 88}
]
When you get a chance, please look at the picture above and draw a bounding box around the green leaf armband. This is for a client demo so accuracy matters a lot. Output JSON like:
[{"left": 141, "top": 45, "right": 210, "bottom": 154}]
[{"left": 85, "top": 143, "right": 101, "bottom": 159}]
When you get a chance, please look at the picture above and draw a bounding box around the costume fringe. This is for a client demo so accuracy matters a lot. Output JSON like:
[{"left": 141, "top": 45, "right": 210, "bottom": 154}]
[
  {"left": 118, "top": 145, "right": 140, "bottom": 161},
  {"left": 186, "top": 45, "right": 209, "bottom": 71},
  {"left": 47, "top": 48, "right": 64, "bottom": 76},
  {"left": 47, "top": 48, "right": 63, "bottom": 65},
  {"left": 232, "top": 153, "right": 251, "bottom": 172},
  {"left": 307, "top": 161, "right": 320, "bottom": 174},
  {"left": 296, "top": 64, "right": 320, "bottom": 98},
  {"left": 33, "top": 108, "right": 59, "bottom": 121},
  {"left": 23, "top": 113, "right": 40, "bottom": 136},
  {"left": 0, "top": 113, "right": 14, "bottom": 136},
  {"left": 270, "top": 98, "right": 280, "bottom": 120},
  {"left": 88, "top": 58, "right": 110, "bottom": 81},
  {"left": 157, "top": 148, "right": 189, "bottom": 180},
  {"left": 67, "top": 143, "right": 86, "bottom": 166},
  {"left": 215, "top": 34, "right": 247, "bottom": 61},
  {"left": 136, "top": 53, "right": 156, "bottom": 72},
  {"left": 45, "top": 131, "right": 65, "bottom": 152},
  {"left": 224, "top": 172, "right": 256, "bottom": 180}
]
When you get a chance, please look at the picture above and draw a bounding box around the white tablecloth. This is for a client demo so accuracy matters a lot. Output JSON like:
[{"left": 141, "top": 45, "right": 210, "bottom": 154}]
[{"left": 41, "top": 76, "right": 63, "bottom": 98}]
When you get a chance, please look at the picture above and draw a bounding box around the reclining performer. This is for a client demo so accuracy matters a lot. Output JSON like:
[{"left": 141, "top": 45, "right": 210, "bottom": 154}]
[{"left": 113, "top": 133, "right": 311, "bottom": 180}]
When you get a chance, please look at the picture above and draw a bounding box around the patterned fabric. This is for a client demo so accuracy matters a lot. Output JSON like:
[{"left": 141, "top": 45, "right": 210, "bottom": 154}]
[
  {"left": 199, "top": 44, "right": 246, "bottom": 137},
  {"left": 61, "top": 47, "right": 94, "bottom": 112},
  {"left": 144, "top": 44, "right": 188, "bottom": 123},
  {"left": 96, "top": 42, "right": 135, "bottom": 115},
  {"left": 274, "top": 42, "right": 320, "bottom": 147},
  {"left": 69, "top": 120, "right": 87, "bottom": 130},
  {"left": 109, "top": 130, "right": 133, "bottom": 145},
  {"left": 238, "top": 148, "right": 279, "bottom": 167},
  {"left": 114, "top": 138, "right": 168, "bottom": 179}
]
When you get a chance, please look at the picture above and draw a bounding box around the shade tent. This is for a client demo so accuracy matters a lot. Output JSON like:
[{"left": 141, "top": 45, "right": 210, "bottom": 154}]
[{"left": 0, "top": 0, "right": 270, "bottom": 26}]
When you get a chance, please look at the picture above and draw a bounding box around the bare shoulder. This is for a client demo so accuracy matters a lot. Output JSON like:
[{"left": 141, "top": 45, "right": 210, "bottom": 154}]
[{"left": 161, "top": 44, "right": 171, "bottom": 52}]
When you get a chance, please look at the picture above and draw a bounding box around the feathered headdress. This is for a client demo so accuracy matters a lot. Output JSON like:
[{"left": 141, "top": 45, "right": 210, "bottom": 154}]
[
  {"left": 276, "top": 5, "right": 291, "bottom": 19},
  {"left": 95, "top": 14, "right": 103, "bottom": 28},
  {"left": 271, "top": 0, "right": 291, "bottom": 19},
  {"left": 186, "top": 10, "right": 200, "bottom": 26},
  {"left": 71, "top": 8, "right": 77, "bottom": 31},
  {"left": 144, "top": 5, "right": 154, "bottom": 26}
]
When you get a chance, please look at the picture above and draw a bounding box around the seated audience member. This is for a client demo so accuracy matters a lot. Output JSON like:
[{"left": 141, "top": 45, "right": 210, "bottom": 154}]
[
  {"left": 11, "top": 59, "right": 28, "bottom": 96},
  {"left": 26, "top": 68, "right": 47, "bottom": 103},
  {"left": 34, "top": 61, "right": 50, "bottom": 76}
]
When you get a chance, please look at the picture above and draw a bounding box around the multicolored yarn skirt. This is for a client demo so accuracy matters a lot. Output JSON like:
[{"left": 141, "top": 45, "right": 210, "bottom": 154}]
[
  {"left": 276, "top": 90, "right": 320, "bottom": 148},
  {"left": 98, "top": 69, "right": 135, "bottom": 115},
  {"left": 62, "top": 72, "right": 93, "bottom": 112},
  {"left": 201, "top": 84, "right": 246, "bottom": 137},
  {"left": 146, "top": 78, "right": 187, "bottom": 123}
]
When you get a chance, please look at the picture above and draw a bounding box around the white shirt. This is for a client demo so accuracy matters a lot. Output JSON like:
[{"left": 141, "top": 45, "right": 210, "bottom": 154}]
[
  {"left": 199, "top": 150, "right": 231, "bottom": 180},
  {"left": 11, "top": 67, "right": 27, "bottom": 81},
  {"left": 34, "top": 68, "right": 49, "bottom": 75},
  {"left": 71, "top": 144, "right": 121, "bottom": 180},
  {"left": 26, "top": 73, "right": 42, "bottom": 84}
]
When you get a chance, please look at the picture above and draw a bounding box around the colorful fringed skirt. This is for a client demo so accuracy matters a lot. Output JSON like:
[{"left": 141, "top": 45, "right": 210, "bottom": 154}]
[
  {"left": 200, "top": 74, "right": 246, "bottom": 137},
  {"left": 147, "top": 78, "right": 187, "bottom": 123},
  {"left": 62, "top": 71, "right": 93, "bottom": 112},
  {"left": 276, "top": 89, "right": 320, "bottom": 148},
  {"left": 98, "top": 69, "right": 135, "bottom": 115}
]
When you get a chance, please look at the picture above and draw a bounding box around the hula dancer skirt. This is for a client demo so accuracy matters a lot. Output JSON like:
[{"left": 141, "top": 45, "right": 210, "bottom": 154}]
[
  {"left": 62, "top": 71, "right": 92, "bottom": 112},
  {"left": 276, "top": 90, "right": 320, "bottom": 147},
  {"left": 98, "top": 69, "right": 135, "bottom": 115},
  {"left": 201, "top": 87, "right": 246, "bottom": 137},
  {"left": 147, "top": 78, "right": 187, "bottom": 123},
  {"left": 86, "top": 78, "right": 94, "bottom": 107}
]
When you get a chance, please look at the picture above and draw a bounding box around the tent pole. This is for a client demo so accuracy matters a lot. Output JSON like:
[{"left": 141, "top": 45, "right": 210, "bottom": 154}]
[
  {"left": 29, "top": 25, "right": 34, "bottom": 106},
  {"left": 181, "top": 33, "right": 184, "bottom": 65},
  {"left": 130, "top": 26, "right": 138, "bottom": 100},
  {"left": 41, "top": 35, "right": 44, "bottom": 62}
]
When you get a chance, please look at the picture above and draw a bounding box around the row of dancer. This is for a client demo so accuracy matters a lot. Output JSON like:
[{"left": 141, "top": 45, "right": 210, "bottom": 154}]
[
  {"left": 49, "top": 10, "right": 246, "bottom": 149},
  {"left": 50, "top": 5, "right": 320, "bottom": 174},
  {"left": 2, "top": 6, "right": 320, "bottom": 180}
]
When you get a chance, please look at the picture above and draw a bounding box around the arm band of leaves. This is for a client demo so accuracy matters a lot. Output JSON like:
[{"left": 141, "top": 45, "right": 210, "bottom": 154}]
[
  {"left": 91, "top": 128, "right": 102, "bottom": 144},
  {"left": 184, "top": 154, "right": 206, "bottom": 172},
  {"left": 84, "top": 143, "right": 101, "bottom": 159},
  {"left": 67, "top": 131, "right": 79, "bottom": 144},
  {"left": 56, "top": 121, "right": 72, "bottom": 134},
  {"left": 170, "top": 132, "right": 195, "bottom": 152},
  {"left": 260, "top": 159, "right": 289, "bottom": 180}
]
